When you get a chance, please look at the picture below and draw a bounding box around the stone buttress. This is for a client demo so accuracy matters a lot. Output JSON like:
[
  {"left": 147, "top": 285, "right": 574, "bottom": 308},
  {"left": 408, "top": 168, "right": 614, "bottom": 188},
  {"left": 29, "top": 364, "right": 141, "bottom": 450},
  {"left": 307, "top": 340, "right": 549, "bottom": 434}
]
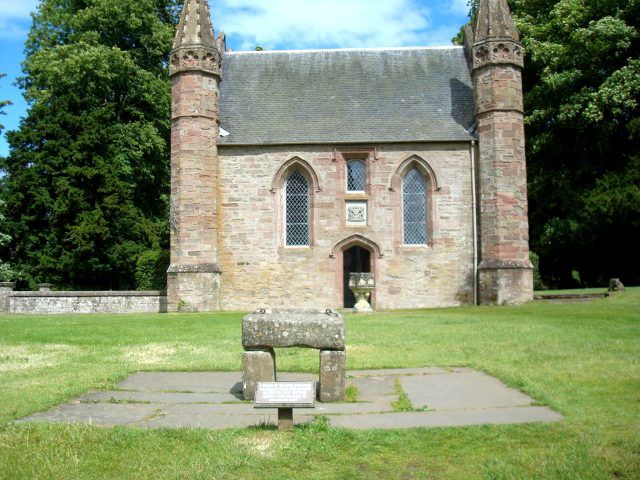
[
  {"left": 470, "top": 0, "right": 533, "bottom": 304},
  {"left": 167, "top": 0, "right": 223, "bottom": 312}
]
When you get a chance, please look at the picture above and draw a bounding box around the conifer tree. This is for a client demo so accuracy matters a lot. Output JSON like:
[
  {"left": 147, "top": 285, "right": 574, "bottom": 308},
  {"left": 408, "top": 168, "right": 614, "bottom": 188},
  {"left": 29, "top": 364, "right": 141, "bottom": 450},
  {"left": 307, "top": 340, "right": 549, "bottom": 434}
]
[
  {"left": 0, "top": 0, "right": 181, "bottom": 289},
  {"left": 0, "top": 73, "right": 10, "bottom": 134}
]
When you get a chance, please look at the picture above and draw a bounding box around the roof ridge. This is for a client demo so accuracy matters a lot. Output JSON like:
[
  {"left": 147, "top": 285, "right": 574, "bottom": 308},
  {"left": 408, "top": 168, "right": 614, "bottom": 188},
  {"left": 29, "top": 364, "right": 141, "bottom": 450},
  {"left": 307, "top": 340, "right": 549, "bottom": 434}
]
[{"left": 226, "top": 46, "right": 462, "bottom": 55}]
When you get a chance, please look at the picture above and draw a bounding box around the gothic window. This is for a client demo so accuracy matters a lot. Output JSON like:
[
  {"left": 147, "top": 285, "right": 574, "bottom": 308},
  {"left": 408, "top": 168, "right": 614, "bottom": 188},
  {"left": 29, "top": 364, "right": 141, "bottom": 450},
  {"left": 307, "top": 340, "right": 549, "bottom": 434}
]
[
  {"left": 285, "top": 170, "right": 310, "bottom": 246},
  {"left": 346, "top": 160, "right": 366, "bottom": 192},
  {"left": 403, "top": 167, "right": 427, "bottom": 245}
]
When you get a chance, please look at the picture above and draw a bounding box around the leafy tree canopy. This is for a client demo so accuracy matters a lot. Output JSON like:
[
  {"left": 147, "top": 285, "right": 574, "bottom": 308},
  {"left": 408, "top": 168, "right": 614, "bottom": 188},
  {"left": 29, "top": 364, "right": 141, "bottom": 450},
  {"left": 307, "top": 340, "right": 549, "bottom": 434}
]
[
  {"left": 0, "top": 0, "right": 181, "bottom": 289},
  {"left": 512, "top": 0, "right": 639, "bottom": 287},
  {"left": 463, "top": 0, "right": 639, "bottom": 287}
]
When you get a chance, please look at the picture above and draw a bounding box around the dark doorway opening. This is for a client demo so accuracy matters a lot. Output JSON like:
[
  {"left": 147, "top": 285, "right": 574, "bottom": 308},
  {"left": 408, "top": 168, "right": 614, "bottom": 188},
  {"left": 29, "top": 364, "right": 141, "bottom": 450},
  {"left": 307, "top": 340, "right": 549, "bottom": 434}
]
[{"left": 343, "top": 246, "right": 372, "bottom": 308}]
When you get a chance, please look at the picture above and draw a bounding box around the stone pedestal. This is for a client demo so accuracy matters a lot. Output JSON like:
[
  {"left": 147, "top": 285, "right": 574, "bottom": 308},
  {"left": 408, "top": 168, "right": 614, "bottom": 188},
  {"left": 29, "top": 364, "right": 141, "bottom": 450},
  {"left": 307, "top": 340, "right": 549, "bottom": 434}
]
[
  {"left": 277, "top": 408, "right": 294, "bottom": 431},
  {"left": 349, "top": 273, "right": 375, "bottom": 313},
  {"left": 242, "top": 309, "right": 346, "bottom": 402},
  {"left": 478, "top": 261, "right": 533, "bottom": 305},
  {"left": 242, "top": 349, "right": 276, "bottom": 401},
  {"left": 319, "top": 350, "right": 346, "bottom": 402},
  {"left": 167, "top": 265, "right": 221, "bottom": 312}
]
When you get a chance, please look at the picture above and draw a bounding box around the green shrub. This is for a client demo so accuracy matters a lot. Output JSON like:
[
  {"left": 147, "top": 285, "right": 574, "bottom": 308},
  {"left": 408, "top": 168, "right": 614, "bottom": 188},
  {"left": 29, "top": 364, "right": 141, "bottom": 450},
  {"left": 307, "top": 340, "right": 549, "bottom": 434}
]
[
  {"left": 135, "top": 249, "right": 169, "bottom": 290},
  {"left": 530, "top": 251, "right": 546, "bottom": 291}
]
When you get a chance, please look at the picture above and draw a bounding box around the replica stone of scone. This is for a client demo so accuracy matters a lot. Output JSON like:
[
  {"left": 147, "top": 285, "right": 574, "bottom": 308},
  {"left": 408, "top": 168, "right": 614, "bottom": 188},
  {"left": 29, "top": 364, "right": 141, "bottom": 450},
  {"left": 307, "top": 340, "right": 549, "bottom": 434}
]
[{"left": 242, "top": 309, "right": 345, "bottom": 351}]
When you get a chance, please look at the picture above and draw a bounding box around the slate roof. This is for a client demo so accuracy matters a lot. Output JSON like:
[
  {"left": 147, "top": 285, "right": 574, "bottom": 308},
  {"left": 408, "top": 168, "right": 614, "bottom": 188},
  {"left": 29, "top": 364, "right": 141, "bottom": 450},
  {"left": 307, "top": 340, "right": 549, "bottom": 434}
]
[{"left": 218, "top": 47, "right": 475, "bottom": 146}]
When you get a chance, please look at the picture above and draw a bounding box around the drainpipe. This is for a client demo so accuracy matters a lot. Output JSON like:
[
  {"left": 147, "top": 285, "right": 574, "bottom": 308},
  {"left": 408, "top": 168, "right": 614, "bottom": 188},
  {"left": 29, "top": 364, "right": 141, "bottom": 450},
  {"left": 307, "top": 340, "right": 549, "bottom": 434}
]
[{"left": 470, "top": 140, "right": 478, "bottom": 306}]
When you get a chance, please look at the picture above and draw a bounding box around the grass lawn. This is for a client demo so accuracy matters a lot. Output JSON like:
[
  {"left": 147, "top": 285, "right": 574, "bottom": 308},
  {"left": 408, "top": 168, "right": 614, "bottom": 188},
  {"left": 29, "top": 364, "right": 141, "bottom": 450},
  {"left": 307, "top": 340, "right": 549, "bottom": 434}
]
[
  {"left": 0, "top": 289, "right": 639, "bottom": 479},
  {"left": 534, "top": 287, "right": 609, "bottom": 295}
]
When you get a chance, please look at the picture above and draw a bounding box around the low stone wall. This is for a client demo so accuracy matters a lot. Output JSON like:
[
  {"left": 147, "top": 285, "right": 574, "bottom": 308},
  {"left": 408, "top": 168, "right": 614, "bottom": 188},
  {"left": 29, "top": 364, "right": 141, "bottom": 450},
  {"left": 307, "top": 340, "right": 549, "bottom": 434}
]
[{"left": 0, "top": 283, "right": 167, "bottom": 314}]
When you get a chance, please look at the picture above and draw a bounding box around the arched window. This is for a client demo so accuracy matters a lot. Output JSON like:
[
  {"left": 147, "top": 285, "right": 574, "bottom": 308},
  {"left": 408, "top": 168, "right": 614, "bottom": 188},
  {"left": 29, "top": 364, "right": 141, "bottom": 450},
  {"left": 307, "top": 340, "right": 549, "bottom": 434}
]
[
  {"left": 346, "top": 160, "right": 366, "bottom": 192},
  {"left": 403, "top": 167, "right": 427, "bottom": 245},
  {"left": 285, "top": 170, "right": 310, "bottom": 246}
]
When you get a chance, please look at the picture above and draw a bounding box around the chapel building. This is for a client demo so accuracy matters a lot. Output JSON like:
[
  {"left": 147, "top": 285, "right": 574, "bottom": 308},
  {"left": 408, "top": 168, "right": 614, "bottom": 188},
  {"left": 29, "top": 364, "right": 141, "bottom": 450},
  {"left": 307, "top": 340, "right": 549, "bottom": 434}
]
[{"left": 166, "top": 0, "right": 533, "bottom": 312}]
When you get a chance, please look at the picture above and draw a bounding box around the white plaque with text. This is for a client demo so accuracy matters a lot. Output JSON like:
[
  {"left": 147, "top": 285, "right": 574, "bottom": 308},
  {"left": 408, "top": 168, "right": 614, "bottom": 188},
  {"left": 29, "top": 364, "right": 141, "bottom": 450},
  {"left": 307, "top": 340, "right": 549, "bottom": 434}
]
[{"left": 254, "top": 382, "right": 315, "bottom": 408}]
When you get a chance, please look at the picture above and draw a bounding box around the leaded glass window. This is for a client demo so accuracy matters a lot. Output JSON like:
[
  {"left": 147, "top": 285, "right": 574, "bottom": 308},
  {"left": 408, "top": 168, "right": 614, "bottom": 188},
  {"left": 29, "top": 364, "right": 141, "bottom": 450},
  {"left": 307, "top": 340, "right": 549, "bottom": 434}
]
[
  {"left": 346, "top": 160, "right": 366, "bottom": 192},
  {"left": 403, "top": 168, "right": 427, "bottom": 245},
  {"left": 285, "top": 170, "right": 310, "bottom": 246}
]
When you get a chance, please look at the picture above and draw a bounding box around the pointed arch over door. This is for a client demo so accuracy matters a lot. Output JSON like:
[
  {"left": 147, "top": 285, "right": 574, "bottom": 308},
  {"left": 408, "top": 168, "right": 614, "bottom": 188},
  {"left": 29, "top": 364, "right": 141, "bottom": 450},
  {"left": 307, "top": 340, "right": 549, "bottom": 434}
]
[
  {"left": 330, "top": 234, "right": 383, "bottom": 259},
  {"left": 330, "top": 235, "right": 381, "bottom": 308}
]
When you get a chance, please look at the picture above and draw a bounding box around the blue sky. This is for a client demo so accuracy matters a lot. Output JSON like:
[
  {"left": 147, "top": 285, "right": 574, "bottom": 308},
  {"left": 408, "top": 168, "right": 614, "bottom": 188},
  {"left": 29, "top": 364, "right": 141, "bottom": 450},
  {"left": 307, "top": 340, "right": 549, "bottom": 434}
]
[{"left": 0, "top": 0, "right": 470, "bottom": 157}]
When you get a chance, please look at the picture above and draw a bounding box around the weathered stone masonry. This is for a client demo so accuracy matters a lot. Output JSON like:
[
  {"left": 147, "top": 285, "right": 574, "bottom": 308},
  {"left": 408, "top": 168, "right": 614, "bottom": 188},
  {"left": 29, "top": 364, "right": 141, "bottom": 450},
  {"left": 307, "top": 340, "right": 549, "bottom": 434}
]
[
  {"left": 167, "top": 0, "right": 223, "bottom": 312},
  {"left": 0, "top": 283, "right": 167, "bottom": 315},
  {"left": 216, "top": 144, "right": 475, "bottom": 310},
  {"left": 167, "top": 0, "right": 533, "bottom": 312},
  {"left": 470, "top": 0, "right": 533, "bottom": 304}
]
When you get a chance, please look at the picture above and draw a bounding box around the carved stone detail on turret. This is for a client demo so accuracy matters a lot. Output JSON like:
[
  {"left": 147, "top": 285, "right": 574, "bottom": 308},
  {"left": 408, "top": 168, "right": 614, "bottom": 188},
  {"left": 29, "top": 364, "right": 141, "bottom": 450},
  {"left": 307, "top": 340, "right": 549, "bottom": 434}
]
[
  {"left": 471, "top": 0, "right": 524, "bottom": 71},
  {"left": 170, "top": 0, "right": 221, "bottom": 77},
  {"left": 472, "top": 39, "right": 523, "bottom": 70},
  {"left": 170, "top": 46, "right": 221, "bottom": 77}
]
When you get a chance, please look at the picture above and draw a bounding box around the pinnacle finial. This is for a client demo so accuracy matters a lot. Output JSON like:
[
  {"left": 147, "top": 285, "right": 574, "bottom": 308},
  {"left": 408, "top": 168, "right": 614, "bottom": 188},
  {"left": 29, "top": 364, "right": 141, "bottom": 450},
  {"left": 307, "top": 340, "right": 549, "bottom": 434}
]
[
  {"left": 474, "top": 0, "right": 519, "bottom": 43},
  {"left": 173, "top": 0, "right": 217, "bottom": 50},
  {"left": 471, "top": 0, "right": 523, "bottom": 70},
  {"left": 170, "top": 0, "right": 221, "bottom": 77}
]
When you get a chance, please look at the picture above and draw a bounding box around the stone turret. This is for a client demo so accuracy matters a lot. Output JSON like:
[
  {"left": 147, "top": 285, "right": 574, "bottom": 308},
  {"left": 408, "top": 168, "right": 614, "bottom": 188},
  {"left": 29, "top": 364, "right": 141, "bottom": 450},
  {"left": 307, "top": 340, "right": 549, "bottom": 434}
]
[
  {"left": 471, "top": 0, "right": 533, "bottom": 304},
  {"left": 167, "top": 0, "right": 222, "bottom": 312}
]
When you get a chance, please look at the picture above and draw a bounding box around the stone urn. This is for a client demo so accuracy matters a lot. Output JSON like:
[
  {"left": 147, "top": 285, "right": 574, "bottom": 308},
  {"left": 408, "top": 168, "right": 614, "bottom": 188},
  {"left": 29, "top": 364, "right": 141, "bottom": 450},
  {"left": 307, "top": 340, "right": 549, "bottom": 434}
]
[{"left": 348, "top": 272, "right": 375, "bottom": 313}]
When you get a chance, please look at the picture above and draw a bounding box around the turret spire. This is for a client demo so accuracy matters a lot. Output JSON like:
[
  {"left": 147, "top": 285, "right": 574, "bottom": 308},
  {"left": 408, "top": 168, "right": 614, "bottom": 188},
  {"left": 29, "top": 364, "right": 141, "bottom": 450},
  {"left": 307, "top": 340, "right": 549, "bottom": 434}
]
[
  {"left": 170, "top": 0, "right": 220, "bottom": 77},
  {"left": 474, "top": 0, "right": 519, "bottom": 42},
  {"left": 471, "top": 0, "right": 523, "bottom": 70},
  {"left": 173, "top": 0, "right": 216, "bottom": 49}
]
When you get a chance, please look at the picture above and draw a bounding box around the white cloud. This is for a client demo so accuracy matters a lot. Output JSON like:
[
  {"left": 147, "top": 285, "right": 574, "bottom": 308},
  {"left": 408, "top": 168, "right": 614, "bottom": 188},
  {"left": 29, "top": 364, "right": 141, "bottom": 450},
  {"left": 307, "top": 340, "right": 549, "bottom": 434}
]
[
  {"left": 0, "top": 0, "right": 39, "bottom": 40},
  {"left": 0, "top": 0, "right": 39, "bottom": 19},
  {"left": 215, "top": 0, "right": 443, "bottom": 51}
]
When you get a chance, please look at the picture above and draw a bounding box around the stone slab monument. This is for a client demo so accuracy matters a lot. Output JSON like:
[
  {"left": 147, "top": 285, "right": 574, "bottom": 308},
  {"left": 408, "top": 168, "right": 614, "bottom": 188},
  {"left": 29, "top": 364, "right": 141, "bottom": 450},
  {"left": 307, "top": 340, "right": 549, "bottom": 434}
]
[{"left": 242, "top": 309, "right": 346, "bottom": 402}]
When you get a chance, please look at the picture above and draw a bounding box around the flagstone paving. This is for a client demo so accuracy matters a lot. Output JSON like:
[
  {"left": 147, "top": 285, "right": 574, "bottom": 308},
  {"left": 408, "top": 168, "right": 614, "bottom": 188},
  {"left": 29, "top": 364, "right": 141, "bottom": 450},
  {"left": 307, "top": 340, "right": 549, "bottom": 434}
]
[{"left": 19, "top": 368, "right": 562, "bottom": 430}]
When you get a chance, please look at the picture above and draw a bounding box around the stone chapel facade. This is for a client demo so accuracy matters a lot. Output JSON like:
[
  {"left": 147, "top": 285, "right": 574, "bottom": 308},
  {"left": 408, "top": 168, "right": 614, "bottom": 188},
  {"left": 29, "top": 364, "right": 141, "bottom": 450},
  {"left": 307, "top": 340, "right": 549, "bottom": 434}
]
[{"left": 166, "top": 0, "right": 533, "bottom": 312}]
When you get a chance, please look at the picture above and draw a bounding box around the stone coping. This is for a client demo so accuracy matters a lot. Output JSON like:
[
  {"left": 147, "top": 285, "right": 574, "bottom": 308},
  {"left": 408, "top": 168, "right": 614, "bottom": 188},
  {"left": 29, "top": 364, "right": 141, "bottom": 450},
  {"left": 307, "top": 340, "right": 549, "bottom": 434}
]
[{"left": 10, "top": 290, "right": 167, "bottom": 298}]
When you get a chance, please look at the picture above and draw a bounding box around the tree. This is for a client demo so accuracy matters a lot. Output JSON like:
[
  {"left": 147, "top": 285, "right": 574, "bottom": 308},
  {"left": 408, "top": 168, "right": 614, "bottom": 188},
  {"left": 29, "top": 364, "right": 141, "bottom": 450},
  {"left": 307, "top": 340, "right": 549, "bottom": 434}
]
[
  {"left": 463, "top": 1, "right": 640, "bottom": 287},
  {"left": 0, "top": 72, "right": 11, "bottom": 134},
  {"left": 512, "top": 0, "right": 640, "bottom": 287},
  {"left": 0, "top": 0, "right": 182, "bottom": 290},
  {"left": 0, "top": 73, "right": 15, "bottom": 281}
]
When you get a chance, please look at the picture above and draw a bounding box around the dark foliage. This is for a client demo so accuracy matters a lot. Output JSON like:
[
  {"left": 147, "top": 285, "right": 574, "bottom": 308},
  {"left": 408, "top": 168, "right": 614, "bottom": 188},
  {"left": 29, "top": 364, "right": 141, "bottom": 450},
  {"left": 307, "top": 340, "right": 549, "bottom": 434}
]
[{"left": 0, "top": 0, "right": 181, "bottom": 289}]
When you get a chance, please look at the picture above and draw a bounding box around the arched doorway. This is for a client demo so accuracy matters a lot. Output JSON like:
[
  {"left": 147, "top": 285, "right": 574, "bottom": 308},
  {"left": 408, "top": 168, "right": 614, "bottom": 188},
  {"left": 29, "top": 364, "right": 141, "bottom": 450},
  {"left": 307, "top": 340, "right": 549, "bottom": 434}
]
[{"left": 343, "top": 246, "right": 372, "bottom": 308}]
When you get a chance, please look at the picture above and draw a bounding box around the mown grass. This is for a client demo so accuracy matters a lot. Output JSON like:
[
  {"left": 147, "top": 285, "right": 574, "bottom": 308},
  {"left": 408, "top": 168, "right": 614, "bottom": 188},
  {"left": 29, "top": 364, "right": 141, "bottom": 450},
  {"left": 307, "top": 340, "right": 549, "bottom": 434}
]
[
  {"left": 0, "top": 289, "right": 639, "bottom": 479},
  {"left": 534, "top": 287, "right": 609, "bottom": 295}
]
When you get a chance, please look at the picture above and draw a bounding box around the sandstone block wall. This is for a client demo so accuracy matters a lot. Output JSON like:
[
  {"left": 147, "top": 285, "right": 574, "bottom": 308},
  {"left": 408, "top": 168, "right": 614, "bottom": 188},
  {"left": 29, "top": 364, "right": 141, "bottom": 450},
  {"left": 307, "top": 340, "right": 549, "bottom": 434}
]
[{"left": 217, "top": 143, "right": 475, "bottom": 310}]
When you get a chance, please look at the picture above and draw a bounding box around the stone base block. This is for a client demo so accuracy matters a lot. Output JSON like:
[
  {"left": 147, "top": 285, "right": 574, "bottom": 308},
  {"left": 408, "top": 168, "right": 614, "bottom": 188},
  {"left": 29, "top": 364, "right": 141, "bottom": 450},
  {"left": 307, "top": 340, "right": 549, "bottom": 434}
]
[
  {"left": 478, "top": 263, "right": 533, "bottom": 305},
  {"left": 167, "top": 265, "right": 221, "bottom": 312},
  {"left": 242, "top": 349, "right": 276, "bottom": 401},
  {"left": 319, "top": 350, "right": 346, "bottom": 402}
]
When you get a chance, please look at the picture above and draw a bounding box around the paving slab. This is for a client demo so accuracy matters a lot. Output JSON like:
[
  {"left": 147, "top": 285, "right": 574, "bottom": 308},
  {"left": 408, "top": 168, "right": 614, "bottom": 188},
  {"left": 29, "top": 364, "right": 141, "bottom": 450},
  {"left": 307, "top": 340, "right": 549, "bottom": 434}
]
[
  {"left": 19, "top": 368, "right": 563, "bottom": 430},
  {"left": 400, "top": 371, "right": 533, "bottom": 410},
  {"left": 80, "top": 391, "right": 240, "bottom": 404},
  {"left": 349, "top": 367, "right": 453, "bottom": 377},
  {"left": 19, "top": 403, "right": 165, "bottom": 426},
  {"left": 117, "top": 372, "right": 243, "bottom": 394},
  {"left": 352, "top": 375, "right": 396, "bottom": 400},
  {"left": 329, "top": 406, "right": 563, "bottom": 430}
]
